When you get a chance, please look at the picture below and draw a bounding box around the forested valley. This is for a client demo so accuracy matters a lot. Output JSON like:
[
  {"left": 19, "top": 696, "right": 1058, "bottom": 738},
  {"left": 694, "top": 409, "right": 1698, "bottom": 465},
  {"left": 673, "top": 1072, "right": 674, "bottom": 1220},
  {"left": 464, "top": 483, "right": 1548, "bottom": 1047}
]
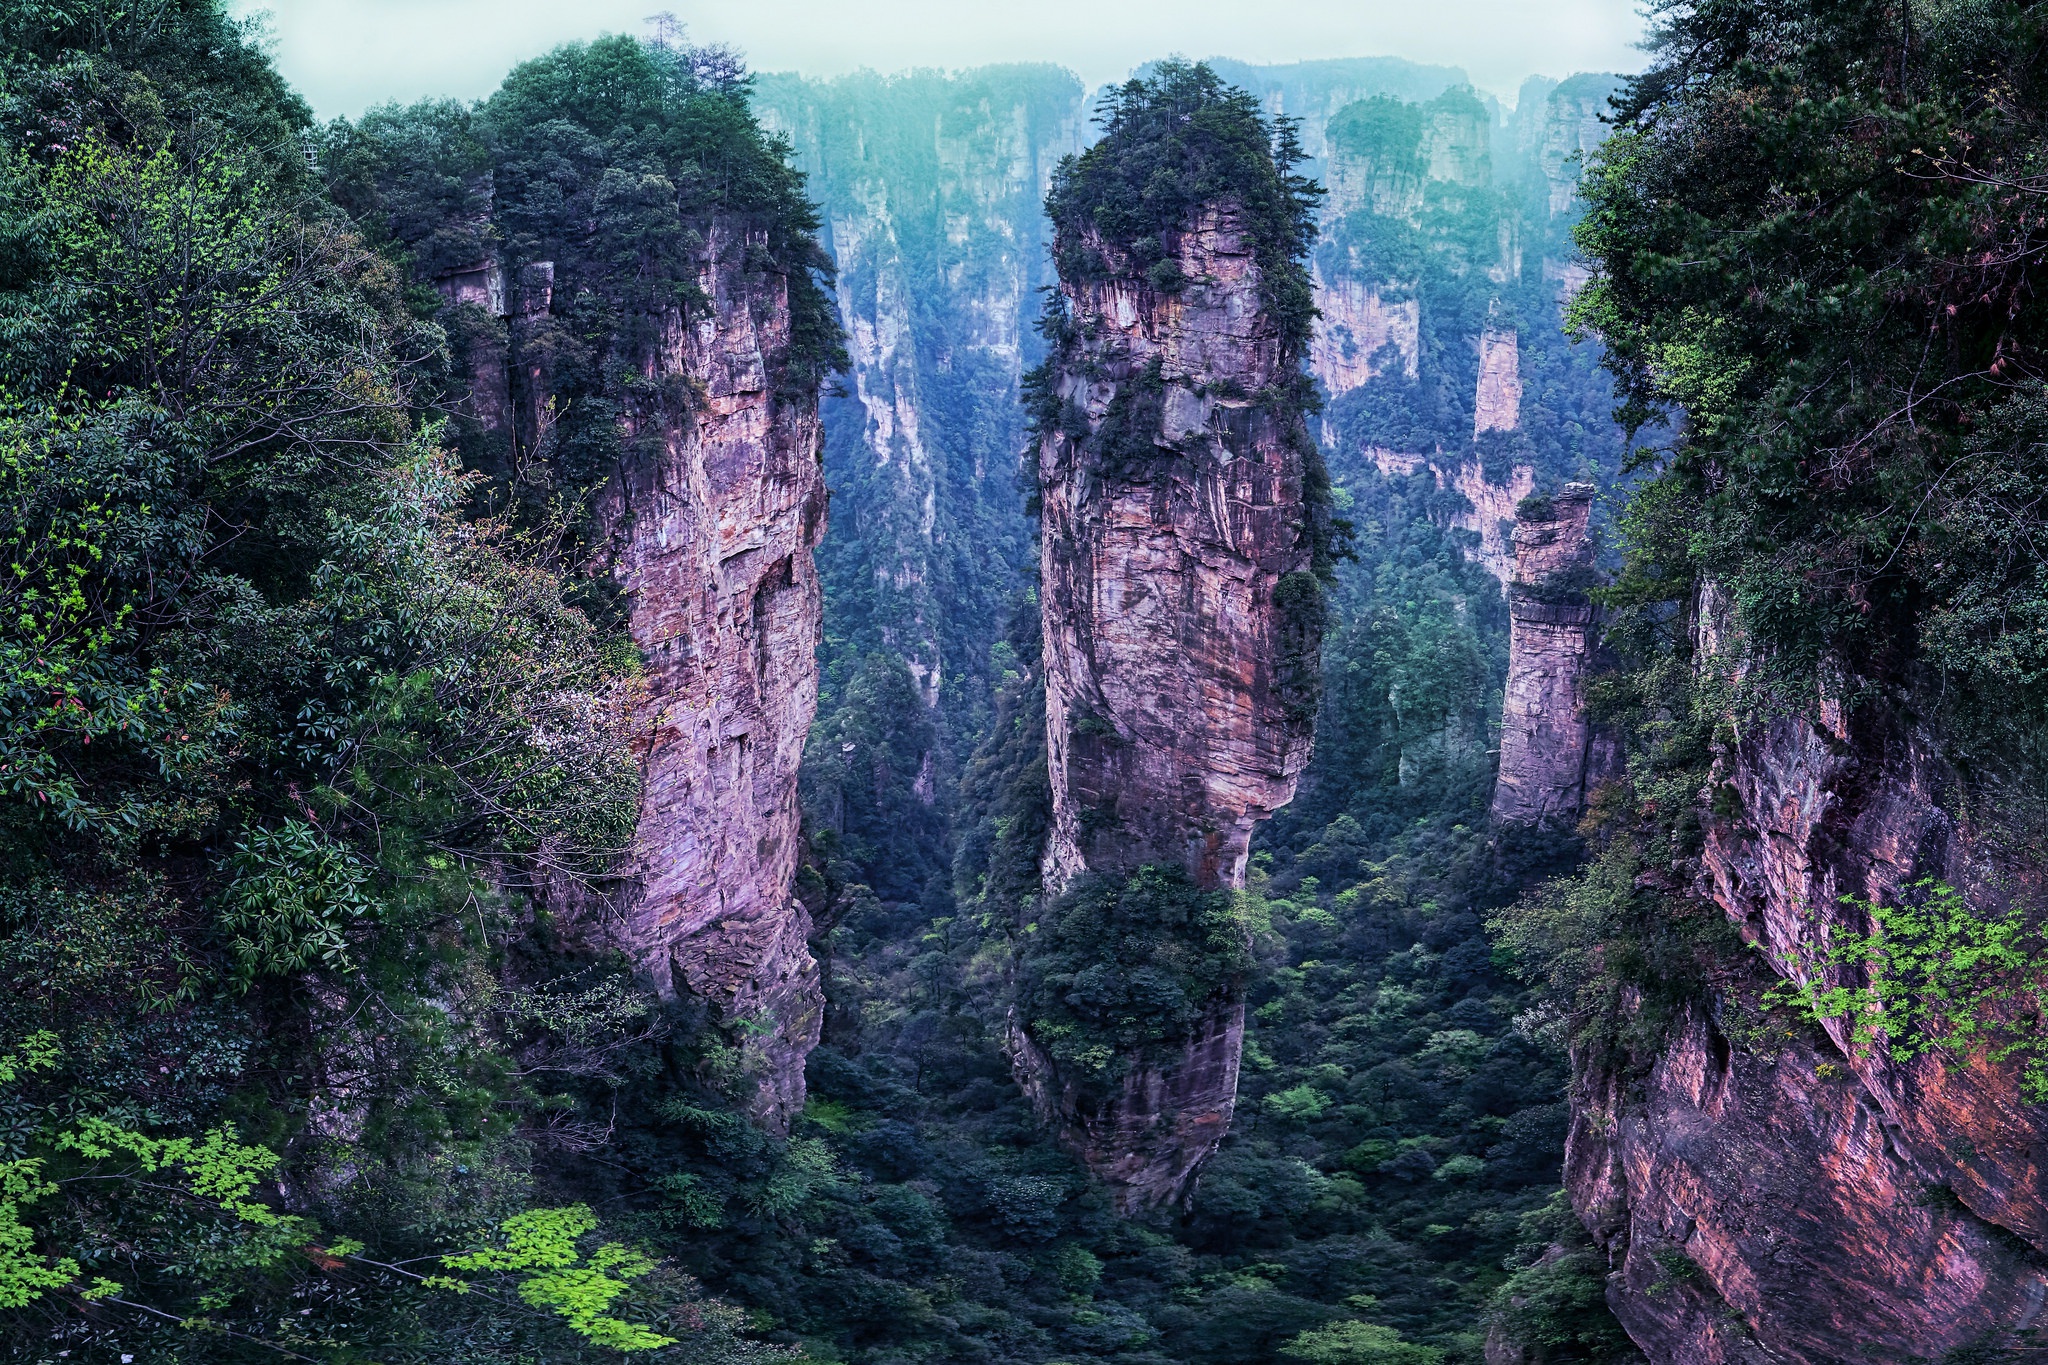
[{"left": 3, "top": 3, "right": 2047, "bottom": 1364}]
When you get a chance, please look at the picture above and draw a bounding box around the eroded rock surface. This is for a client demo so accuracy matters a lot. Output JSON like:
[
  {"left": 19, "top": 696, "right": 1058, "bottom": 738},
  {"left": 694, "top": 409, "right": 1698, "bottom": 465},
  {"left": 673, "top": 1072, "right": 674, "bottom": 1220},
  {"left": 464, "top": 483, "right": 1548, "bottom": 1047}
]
[
  {"left": 466, "top": 223, "right": 828, "bottom": 1129},
  {"left": 1558, "top": 588, "right": 2048, "bottom": 1361},
  {"left": 1492, "top": 484, "right": 1613, "bottom": 825},
  {"left": 1027, "top": 203, "right": 1320, "bottom": 1208},
  {"left": 1569, "top": 992, "right": 2048, "bottom": 1365}
]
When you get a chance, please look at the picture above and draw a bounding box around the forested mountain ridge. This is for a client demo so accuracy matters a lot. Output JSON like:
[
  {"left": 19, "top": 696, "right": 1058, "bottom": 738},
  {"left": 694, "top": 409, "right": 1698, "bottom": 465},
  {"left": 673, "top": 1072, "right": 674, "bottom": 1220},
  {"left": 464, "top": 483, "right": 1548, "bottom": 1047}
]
[{"left": 0, "top": 8, "right": 1643, "bottom": 1358}]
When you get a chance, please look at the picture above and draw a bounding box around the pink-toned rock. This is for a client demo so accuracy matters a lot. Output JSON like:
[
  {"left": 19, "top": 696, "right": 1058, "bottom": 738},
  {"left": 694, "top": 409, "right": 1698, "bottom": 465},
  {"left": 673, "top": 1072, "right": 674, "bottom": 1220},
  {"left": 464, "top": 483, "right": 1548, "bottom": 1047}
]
[
  {"left": 1556, "top": 587, "right": 2048, "bottom": 1361},
  {"left": 1029, "top": 203, "right": 1319, "bottom": 1208},
  {"left": 1569, "top": 993, "right": 2048, "bottom": 1364},
  {"left": 1475, "top": 327, "right": 1523, "bottom": 435},
  {"left": 471, "top": 223, "right": 828, "bottom": 1129},
  {"left": 592, "top": 224, "right": 827, "bottom": 1128},
  {"left": 1492, "top": 485, "right": 1613, "bottom": 825},
  {"left": 1311, "top": 264, "right": 1419, "bottom": 395}
]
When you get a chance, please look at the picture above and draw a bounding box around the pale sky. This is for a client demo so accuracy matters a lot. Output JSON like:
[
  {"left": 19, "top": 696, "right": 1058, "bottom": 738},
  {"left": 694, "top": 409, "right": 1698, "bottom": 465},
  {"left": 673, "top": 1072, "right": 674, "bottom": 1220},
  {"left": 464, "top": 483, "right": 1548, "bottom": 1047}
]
[{"left": 233, "top": 0, "right": 1649, "bottom": 120}]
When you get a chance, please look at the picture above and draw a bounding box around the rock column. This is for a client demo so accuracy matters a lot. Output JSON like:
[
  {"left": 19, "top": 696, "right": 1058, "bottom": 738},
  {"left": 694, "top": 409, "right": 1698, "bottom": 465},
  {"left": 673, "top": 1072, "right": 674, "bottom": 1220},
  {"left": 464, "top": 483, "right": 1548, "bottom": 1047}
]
[
  {"left": 1026, "top": 205, "right": 1320, "bottom": 1207},
  {"left": 1492, "top": 483, "right": 1611, "bottom": 826}
]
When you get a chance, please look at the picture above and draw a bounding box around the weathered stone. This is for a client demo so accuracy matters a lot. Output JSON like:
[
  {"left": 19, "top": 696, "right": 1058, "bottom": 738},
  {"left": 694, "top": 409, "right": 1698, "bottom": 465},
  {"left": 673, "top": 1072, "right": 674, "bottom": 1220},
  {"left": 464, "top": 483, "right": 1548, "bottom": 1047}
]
[
  {"left": 470, "top": 223, "right": 827, "bottom": 1130},
  {"left": 1474, "top": 327, "right": 1522, "bottom": 435},
  {"left": 1310, "top": 264, "right": 1420, "bottom": 395},
  {"left": 1029, "top": 203, "right": 1319, "bottom": 1208},
  {"left": 1569, "top": 992, "right": 2048, "bottom": 1364},
  {"left": 1559, "top": 587, "right": 2048, "bottom": 1361},
  {"left": 1492, "top": 484, "right": 1614, "bottom": 825}
]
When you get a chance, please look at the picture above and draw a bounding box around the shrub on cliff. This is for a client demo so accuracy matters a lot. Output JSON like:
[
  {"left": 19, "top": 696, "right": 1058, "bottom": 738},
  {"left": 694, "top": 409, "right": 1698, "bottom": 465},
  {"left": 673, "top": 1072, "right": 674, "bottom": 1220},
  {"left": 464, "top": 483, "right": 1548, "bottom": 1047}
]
[
  {"left": 1014, "top": 865, "right": 1252, "bottom": 1095},
  {"left": 1045, "top": 59, "right": 1321, "bottom": 347},
  {"left": 1572, "top": 0, "right": 2048, "bottom": 748}
]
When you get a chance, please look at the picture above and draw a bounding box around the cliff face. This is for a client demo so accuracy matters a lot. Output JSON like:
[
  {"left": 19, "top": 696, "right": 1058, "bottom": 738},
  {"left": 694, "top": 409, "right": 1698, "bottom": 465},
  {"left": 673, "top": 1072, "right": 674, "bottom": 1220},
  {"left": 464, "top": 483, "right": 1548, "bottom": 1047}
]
[
  {"left": 592, "top": 224, "right": 828, "bottom": 1127},
  {"left": 1028, "top": 204, "right": 1318, "bottom": 1208},
  {"left": 754, "top": 69, "right": 1085, "bottom": 717},
  {"left": 1038, "top": 207, "right": 1317, "bottom": 893},
  {"left": 1556, "top": 590, "right": 2048, "bottom": 1361},
  {"left": 1492, "top": 485, "right": 1614, "bottom": 825},
  {"left": 456, "top": 223, "right": 828, "bottom": 1128}
]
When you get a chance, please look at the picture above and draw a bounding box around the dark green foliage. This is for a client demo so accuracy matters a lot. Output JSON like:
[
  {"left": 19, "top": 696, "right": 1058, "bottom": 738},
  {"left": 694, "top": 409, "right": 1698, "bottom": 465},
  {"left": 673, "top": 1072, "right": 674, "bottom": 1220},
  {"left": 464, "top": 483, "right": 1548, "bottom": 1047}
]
[
  {"left": 1016, "top": 866, "right": 1252, "bottom": 1094},
  {"left": 0, "top": 8, "right": 794, "bottom": 1357},
  {"left": 1049, "top": 60, "right": 1322, "bottom": 347},
  {"left": 1488, "top": 1193, "right": 1644, "bottom": 1362},
  {"left": 1572, "top": 0, "right": 2048, "bottom": 744},
  {"left": 321, "top": 34, "right": 845, "bottom": 553}
]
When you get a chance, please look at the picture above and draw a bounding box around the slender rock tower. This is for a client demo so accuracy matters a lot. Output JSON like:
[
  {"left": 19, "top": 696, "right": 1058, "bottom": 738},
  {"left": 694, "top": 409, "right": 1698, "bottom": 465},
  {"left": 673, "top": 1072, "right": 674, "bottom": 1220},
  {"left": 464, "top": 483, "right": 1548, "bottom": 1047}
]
[
  {"left": 1492, "top": 483, "right": 1612, "bottom": 826},
  {"left": 1017, "top": 63, "right": 1327, "bottom": 1209}
]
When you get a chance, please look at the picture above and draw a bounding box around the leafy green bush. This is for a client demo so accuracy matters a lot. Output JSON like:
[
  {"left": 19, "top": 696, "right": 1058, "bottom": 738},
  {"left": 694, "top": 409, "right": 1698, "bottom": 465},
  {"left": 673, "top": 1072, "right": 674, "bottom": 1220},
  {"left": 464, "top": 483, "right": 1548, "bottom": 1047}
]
[
  {"left": 1571, "top": 0, "right": 2048, "bottom": 743},
  {"left": 1280, "top": 1319, "right": 1444, "bottom": 1364},
  {"left": 1764, "top": 880, "right": 2048, "bottom": 1102},
  {"left": 1014, "top": 865, "right": 1251, "bottom": 1093},
  {"left": 1045, "top": 60, "right": 1321, "bottom": 344}
]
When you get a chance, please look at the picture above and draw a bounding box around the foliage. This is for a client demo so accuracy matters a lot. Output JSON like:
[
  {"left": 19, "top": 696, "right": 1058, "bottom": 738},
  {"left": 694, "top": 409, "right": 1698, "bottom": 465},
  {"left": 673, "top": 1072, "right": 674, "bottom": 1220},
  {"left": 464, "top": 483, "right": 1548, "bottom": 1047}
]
[
  {"left": 1486, "top": 1192, "right": 1643, "bottom": 1363},
  {"left": 321, "top": 32, "right": 846, "bottom": 558},
  {"left": 1570, "top": 0, "right": 2048, "bottom": 741},
  {"left": 215, "top": 819, "right": 380, "bottom": 981},
  {"left": 440, "top": 1204, "right": 678, "bottom": 1351},
  {"left": 1280, "top": 1319, "right": 1445, "bottom": 1364},
  {"left": 0, "top": 7, "right": 775, "bottom": 1358},
  {"left": 1047, "top": 59, "right": 1322, "bottom": 346},
  {"left": 1015, "top": 866, "right": 1252, "bottom": 1090},
  {"left": 1764, "top": 880, "right": 2048, "bottom": 1102}
]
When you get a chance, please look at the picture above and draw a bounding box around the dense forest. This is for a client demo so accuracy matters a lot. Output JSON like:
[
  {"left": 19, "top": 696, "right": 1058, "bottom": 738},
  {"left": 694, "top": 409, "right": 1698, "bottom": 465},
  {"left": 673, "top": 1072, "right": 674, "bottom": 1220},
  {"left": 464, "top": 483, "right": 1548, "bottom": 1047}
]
[{"left": 6, "top": 1, "right": 2047, "bottom": 1363}]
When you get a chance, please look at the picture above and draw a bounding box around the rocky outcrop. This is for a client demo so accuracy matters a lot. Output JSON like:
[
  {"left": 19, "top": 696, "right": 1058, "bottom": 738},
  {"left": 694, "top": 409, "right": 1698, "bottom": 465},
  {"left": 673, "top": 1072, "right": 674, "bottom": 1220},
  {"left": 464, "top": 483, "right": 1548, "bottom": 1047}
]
[
  {"left": 1535, "top": 74, "right": 1624, "bottom": 219},
  {"left": 458, "top": 223, "right": 828, "bottom": 1129},
  {"left": 589, "top": 223, "right": 827, "bottom": 1127},
  {"left": 1559, "top": 588, "right": 2048, "bottom": 1361},
  {"left": 1037, "top": 206, "right": 1319, "bottom": 893},
  {"left": 1474, "top": 327, "right": 1523, "bottom": 435},
  {"left": 1028, "top": 203, "right": 1320, "bottom": 1208},
  {"left": 1367, "top": 450, "right": 1534, "bottom": 587},
  {"left": 1568, "top": 990, "right": 2048, "bottom": 1365},
  {"left": 1492, "top": 484, "right": 1613, "bottom": 825}
]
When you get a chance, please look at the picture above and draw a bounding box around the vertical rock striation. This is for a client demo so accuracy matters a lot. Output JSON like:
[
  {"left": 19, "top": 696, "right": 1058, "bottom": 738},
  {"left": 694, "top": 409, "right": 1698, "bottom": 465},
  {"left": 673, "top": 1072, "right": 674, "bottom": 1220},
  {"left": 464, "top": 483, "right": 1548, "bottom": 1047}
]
[
  {"left": 1037, "top": 203, "right": 1319, "bottom": 900},
  {"left": 446, "top": 224, "right": 829, "bottom": 1129},
  {"left": 1028, "top": 202, "right": 1320, "bottom": 1208},
  {"left": 1492, "top": 485, "right": 1612, "bottom": 826},
  {"left": 754, "top": 69, "right": 1086, "bottom": 721},
  {"left": 1017, "top": 66, "right": 1327, "bottom": 1207},
  {"left": 1540, "top": 589, "right": 2048, "bottom": 1361},
  {"left": 583, "top": 224, "right": 830, "bottom": 1128}
]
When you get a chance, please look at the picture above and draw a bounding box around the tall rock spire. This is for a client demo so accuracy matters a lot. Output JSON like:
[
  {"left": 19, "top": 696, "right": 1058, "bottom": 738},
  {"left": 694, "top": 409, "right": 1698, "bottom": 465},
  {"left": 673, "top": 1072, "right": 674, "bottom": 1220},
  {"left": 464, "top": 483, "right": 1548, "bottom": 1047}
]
[
  {"left": 1492, "top": 483, "right": 1613, "bottom": 827},
  {"left": 1015, "top": 62, "right": 1329, "bottom": 1209}
]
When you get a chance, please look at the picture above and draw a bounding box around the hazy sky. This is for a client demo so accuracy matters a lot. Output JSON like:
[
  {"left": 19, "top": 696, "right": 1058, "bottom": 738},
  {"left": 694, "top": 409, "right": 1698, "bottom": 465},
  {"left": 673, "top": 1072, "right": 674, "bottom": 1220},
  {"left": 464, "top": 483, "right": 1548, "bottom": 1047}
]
[{"left": 235, "top": 0, "right": 1650, "bottom": 120}]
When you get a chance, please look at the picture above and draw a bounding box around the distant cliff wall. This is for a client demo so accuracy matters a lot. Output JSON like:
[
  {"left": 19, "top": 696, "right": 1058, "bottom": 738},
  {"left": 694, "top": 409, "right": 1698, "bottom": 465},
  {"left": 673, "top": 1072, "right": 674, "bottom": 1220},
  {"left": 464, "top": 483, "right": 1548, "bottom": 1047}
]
[
  {"left": 755, "top": 68, "right": 1086, "bottom": 721},
  {"left": 1492, "top": 484, "right": 1614, "bottom": 826}
]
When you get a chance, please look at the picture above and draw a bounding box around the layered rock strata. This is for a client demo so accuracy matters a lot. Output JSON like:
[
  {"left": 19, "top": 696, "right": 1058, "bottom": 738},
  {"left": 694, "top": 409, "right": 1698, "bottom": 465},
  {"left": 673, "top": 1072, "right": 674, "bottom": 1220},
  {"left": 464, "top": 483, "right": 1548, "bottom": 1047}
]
[
  {"left": 1492, "top": 484, "right": 1614, "bottom": 825},
  {"left": 1026, "top": 204, "right": 1320, "bottom": 1208},
  {"left": 461, "top": 225, "right": 828, "bottom": 1129},
  {"left": 1556, "top": 589, "right": 2048, "bottom": 1361}
]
